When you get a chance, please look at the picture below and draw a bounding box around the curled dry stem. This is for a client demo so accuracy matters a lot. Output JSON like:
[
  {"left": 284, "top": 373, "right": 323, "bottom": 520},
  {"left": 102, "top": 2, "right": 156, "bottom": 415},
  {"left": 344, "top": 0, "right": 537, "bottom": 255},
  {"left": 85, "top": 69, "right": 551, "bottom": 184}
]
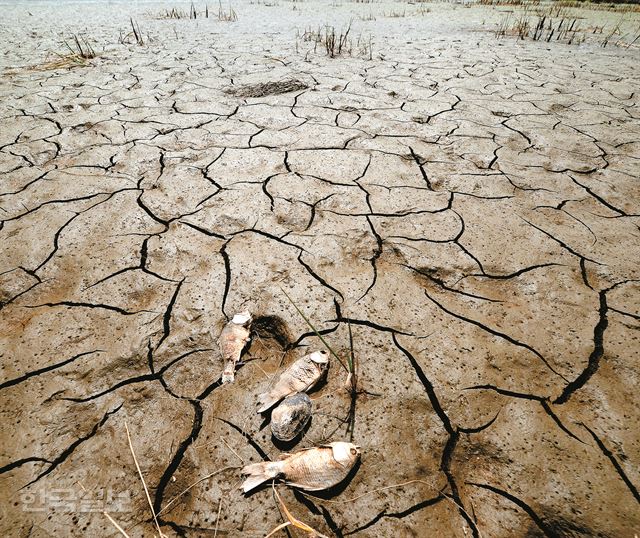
[{"left": 267, "top": 485, "right": 329, "bottom": 538}]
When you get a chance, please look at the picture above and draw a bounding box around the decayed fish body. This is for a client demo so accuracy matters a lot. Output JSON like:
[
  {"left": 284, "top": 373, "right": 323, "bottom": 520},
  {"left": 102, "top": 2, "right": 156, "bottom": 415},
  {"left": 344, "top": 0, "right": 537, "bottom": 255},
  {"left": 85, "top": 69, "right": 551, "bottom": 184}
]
[
  {"left": 271, "top": 393, "right": 312, "bottom": 442},
  {"left": 257, "top": 350, "right": 329, "bottom": 413},
  {"left": 219, "top": 311, "right": 252, "bottom": 384},
  {"left": 241, "top": 442, "right": 361, "bottom": 493}
]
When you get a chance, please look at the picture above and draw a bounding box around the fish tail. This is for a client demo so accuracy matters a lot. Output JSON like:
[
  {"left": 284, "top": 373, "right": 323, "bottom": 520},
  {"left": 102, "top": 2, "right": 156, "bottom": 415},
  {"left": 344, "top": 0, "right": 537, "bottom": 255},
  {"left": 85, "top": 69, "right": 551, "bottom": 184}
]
[
  {"left": 241, "top": 461, "right": 282, "bottom": 493},
  {"left": 257, "top": 392, "right": 279, "bottom": 414},
  {"left": 222, "top": 361, "right": 235, "bottom": 384}
]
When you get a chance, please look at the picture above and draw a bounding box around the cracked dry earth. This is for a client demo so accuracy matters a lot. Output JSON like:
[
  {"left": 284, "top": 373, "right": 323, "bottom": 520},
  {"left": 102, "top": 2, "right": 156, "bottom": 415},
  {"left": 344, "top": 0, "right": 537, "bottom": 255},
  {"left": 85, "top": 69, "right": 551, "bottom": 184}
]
[{"left": 1, "top": 1, "right": 640, "bottom": 536}]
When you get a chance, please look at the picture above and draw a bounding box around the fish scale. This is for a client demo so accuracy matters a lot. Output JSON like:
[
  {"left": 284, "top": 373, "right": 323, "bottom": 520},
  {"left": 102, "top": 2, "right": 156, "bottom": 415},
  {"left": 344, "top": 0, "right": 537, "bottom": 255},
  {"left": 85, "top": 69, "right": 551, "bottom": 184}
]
[
  {"left": 285, "top": 448, "right": 344, "bottom": 490},
  {"left": 257, "top": 350, "right": 329, "bottom": 413}
]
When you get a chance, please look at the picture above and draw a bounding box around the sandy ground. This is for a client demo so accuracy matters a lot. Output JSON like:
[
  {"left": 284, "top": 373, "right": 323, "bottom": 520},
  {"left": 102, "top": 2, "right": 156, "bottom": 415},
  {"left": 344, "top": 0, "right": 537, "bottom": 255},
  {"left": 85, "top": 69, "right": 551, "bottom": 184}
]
[{"left": 1, "top": 0, "right": 639, "bottom": 536}]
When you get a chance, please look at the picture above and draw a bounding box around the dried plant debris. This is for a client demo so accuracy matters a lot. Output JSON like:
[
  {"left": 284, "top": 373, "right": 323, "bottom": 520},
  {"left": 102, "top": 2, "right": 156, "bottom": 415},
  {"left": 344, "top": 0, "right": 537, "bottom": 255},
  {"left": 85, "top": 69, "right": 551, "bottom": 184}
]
[{"left": 227, "top": 79, "right": 309, "bottom": 98}]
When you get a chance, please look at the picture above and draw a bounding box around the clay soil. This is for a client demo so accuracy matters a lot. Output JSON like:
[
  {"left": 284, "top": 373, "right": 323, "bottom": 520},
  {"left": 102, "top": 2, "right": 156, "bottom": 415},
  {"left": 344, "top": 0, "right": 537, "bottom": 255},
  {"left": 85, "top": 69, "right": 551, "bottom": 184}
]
[{"left": 1, "top": 0, "right": 639, "bottom": 536}]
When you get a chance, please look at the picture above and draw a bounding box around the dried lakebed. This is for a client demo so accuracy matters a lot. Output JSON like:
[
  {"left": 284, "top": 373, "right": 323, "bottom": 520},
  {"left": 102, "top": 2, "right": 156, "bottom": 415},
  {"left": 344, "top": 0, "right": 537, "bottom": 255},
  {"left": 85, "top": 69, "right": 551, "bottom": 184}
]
[{"left": 1, "top": 1, "right": 639, "bottom": 536}]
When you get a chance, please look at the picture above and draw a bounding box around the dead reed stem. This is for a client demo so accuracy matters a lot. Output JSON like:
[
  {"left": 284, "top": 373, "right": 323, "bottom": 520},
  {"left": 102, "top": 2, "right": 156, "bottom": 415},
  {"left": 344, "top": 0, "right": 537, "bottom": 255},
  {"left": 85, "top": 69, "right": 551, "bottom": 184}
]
[{"left": 125, "top": 421, "right": 164, "bottom": 537}]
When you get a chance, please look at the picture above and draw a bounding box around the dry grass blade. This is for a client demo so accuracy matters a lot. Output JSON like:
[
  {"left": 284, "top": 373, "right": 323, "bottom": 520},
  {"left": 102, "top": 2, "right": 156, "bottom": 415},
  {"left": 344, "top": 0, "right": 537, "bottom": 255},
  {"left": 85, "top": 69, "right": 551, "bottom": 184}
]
[
  {"left": 125, "top": 422, "right": 164, "bottom": 537},
  {"left": 265, "top": 522, "right": 291, "bottom": 538},
  {"left": 227, "top": 79, "right": 307, "bottom": 98},
  {"left": 213, "top": 497, "right": 223, "bottom": 537},
  {"left": 218, "top": 0, "right": 238, "bottom": 21},
  {"left": 346, "top": 321, "right": 356, "bottom": 386},
  {"left": 130, "top": 18, "right": 144, "bottom": 45},
  {"left": 29, "top": 54, "right": 88, "bottom": 71},
  {"left": 104, "top": 511, "right": 131, "bottom": 538},
  {"left": 268, "top": 486, "right": 329, "bottom": 537},
  {"left": 64, "top": 34, "right": 95, "bottom": 59},
  {"left": 280, "top": 286, "right": 347, "bottom": 372}
]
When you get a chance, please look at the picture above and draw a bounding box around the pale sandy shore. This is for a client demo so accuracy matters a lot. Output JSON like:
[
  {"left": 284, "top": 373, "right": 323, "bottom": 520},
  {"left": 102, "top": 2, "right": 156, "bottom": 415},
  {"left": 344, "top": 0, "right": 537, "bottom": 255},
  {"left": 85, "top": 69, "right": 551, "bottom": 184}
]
[{"left": 1, "top": 1, "right": 639, "bottom": 536}]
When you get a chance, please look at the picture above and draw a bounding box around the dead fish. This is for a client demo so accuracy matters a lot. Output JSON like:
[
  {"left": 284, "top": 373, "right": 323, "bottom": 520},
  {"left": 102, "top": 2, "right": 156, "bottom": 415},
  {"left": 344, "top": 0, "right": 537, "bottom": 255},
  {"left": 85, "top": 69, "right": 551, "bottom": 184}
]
[
  {"left": 241, "top": 442, "right": 361, "bottom": 493},
  {"left": 257, "top": 350, "right": 329, "bottom": 413},
  {"left": 271, "top": 393, "right": 312, "bottom": 442},
  {"left": 219, "top": 311, "right": 252, "bottom": 384}
]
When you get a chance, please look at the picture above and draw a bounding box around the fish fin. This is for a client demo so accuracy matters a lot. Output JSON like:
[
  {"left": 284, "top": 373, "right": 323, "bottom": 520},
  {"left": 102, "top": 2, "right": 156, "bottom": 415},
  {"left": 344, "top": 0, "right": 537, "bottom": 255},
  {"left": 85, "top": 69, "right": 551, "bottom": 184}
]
[{"left": 240, "top": 461, "right": 282, "bottom": 493}]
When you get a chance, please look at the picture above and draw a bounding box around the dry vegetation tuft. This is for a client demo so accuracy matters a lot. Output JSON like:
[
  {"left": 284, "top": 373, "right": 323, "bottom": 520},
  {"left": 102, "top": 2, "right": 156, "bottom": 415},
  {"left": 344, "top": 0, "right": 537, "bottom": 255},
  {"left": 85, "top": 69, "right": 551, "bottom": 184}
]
[
  {"left": 218, "top": 1, "right": 239, "bottom": 20},
  {"left": 494, "top": 2, "right": 640, "bottom": 46},
  {"left": 227, "top": 79, "right": 309, "bottom": 97},
  {"left": 27, "top": 34, "right": 97, "bottom": 71},
  {"left": 298, "top": 22, "right": 373, "bottom": 59}
]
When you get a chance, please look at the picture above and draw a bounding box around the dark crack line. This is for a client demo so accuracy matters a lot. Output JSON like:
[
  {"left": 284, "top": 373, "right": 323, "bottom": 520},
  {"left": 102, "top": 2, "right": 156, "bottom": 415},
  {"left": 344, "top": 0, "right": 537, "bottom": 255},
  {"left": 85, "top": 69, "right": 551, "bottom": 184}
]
[
  {"left": 286, "top": 324, "right": 339, "bottom": 350},
  {"left": 0, "top": 456, "right": 52, "bottom": 475},
  {"left": 0, "top": 191, "right": 121, "bottom": 223},
  {"left": 320, "top": 505, "right": 344, "bottom": 538},
  {"left": 153, "top": 378, "right": 222, "bottom": 517},
  {"left": 331, "top": 316, "right": 412, "bottom": 336},
  {"left": 580, "top": 423, "right": 640, "bottom": 504},
  {"left": 609, "top": 307, "right": 640, "bottom": 321},
  {"left": 465, "top": 263, "right": 563, "bottom": 281},
  {"left": 554, "top": 288, "right": 607, "bottom": 404},
  {"left": 359, "top": 216, "right": 383, "bottom": 301},
  {"left": 20, "top": 404, "right": 122, "bottom": 489},
  {"left": 409, "top": 146, "right": 433, "bottom": 190},
  {"left": 404, "top": 264, "right": 503, "bottom": 303},
  {"left": 464, "top": 384, "right": 542, "bottom": 401},
  {"left": 157, "top": 278, "right": 185, "bottom": 349},
  {"left": 540, "top": 401, "right": 585, "bottom": 444},
  {"left": 85, "top": 234, "right": 177, "bottom": 290},
  {"left": 521, "top": 218, "right": 602, "bottom": 265},
  {"left": 458, "top": 411, "right": 500, "bottom": 434},
  {"left": 220, "top": 241, "right": 232, "bottom": 318},
  {"left": 60, "top": 348, "right": 211, "bottom": 403},
  {"left": 393, "top": 334, "right": 453, "bottom": 433},
  {"left": 214, "top": 417, "right": 270, "bottom": 462},
  {"left": 297, "top": 252, "right": 344, "bottom": 300},
  {"left": 180, "top": 221, "right": 226, "bottom": 240},
  {"left": 344, "top": 495, "right": 444, "bottom": 535},
  {"left": 568, "top": 174, "right": 629, "bottom": 217},
  {"left": 464, "top": 385, "right": 584, "bottom": 443},
  {"left": 24, "top": 301, "right": 150, "bottom": 316},
  {"left": 467, "top": 482, "right": 560, "bottom": 538},
  {"left": 392, "top": 335, "right": 479, "bottom": 537},
  {"left": 424, "top": 289, "right": 567, "bottom": 380},
  {"left": 0, "top": 350, "right": 103, "bottom": 391}
]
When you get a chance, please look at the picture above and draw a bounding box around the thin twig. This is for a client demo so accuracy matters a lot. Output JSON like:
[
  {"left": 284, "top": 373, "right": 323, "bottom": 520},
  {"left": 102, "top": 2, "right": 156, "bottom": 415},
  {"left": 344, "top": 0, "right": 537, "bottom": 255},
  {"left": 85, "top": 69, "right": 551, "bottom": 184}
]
[
  {"left": 213, "top": 497, "right": 223, "bottom": 538},
  {"left": 104, "top": 511, "right": 131, "bottom": 538},
  {"left": 220, "top": 436, "right": 245, "bottom": 464},
  {"left": 125, "top": 422, "right": 164, "bottom": 537}
]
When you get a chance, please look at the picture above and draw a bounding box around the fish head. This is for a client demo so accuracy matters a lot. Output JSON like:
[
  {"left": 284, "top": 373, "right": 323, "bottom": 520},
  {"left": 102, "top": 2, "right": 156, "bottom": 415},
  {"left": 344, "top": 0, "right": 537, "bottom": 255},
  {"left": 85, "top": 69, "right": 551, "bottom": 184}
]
[
  {"left": 231, "top": 311, "right": 252, "bottom": 326},
  {"left": 329, "top": 442, "right": 361, "bottom": 467},
  {"left": 309, "top": 350, "right": 330, "bottom": 365}
]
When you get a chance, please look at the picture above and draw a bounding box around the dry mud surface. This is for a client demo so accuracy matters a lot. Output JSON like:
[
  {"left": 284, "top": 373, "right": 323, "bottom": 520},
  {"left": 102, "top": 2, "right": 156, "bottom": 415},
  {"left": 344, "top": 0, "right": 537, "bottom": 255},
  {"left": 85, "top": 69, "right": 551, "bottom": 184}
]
[{"left": 1, "top": 1, "right": 639, "bottom": 536}]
